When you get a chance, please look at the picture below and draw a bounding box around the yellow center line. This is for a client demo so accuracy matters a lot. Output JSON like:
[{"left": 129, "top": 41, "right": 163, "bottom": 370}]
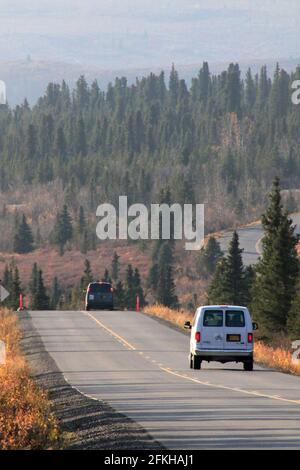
[
  {"left": 83, "top": 311, "right": 136, "bottom": 351},
  {"left": 82, "top": 311, "right": 300, "bottom": 406}
]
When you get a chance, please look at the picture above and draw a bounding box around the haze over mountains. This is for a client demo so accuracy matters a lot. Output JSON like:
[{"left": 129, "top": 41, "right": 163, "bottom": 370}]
[{"left": 1, "top": 0, "right": 300, "bottom": 104}]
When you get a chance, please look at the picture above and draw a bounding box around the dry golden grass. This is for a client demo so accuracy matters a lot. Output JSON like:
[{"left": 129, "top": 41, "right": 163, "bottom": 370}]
[
  {"left": 254, "top": 341, "right": 300, "bottom": 376},
  {"left": 143, "top": 304, "right": 300, "bottom": 376},
  {"left": 0, "top": 308, "right": 63, "bottom": 449},
  {"left": 143, "top": 304, "right": 193, "bottom": 329}
]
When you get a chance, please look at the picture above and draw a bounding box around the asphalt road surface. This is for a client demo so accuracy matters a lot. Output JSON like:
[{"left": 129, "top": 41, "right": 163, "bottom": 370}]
[
  {"left": 218, "top": 213, "right": 300, "bottom": 266},
  {"left": 29, "top": 309, "right": 300, "bottom": 449}
]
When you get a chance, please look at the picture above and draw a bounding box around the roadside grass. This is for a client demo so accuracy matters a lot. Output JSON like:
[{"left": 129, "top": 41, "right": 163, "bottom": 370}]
[
  {"left": 143, "top": 304, "right": 300, "bottom": 376},
  {"left": 144, "top": 304, "right": 193, "bottom": 329},
  {"left": 254, "top": 341, "right": 300, "bottom": 376},
  {"left": 0, "top": 308, "right": 64, "bottom": 450}
]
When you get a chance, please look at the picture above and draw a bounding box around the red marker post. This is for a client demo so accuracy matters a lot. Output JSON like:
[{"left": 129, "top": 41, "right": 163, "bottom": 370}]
[
  {"left": 19, "top": 294, "right": 23, "bottom": 311},
  {"left": 136, "top": 295, "right": 140, "bottom": 312}
]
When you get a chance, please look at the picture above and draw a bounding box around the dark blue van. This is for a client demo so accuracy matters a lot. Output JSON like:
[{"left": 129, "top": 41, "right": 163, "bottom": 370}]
[{"left": 85, "top": 282, "right": 114, "bottom": 311}]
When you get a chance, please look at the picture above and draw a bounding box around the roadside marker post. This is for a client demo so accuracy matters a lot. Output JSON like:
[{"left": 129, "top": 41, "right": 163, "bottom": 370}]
[
  {"left": 19, "top": 294, "right": 23, "bottom": 311},
  {"left": 136, "top": 295, "right": 140, "bottom": 312}
]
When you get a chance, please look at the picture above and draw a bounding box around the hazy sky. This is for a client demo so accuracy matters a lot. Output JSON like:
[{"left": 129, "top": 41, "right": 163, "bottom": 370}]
[{"left": 0, "top": 0, "right": 299, "bottom": 68}]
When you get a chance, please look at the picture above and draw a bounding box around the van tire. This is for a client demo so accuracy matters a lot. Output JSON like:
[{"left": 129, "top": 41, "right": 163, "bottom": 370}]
[
  {"left": 193, "top": 355, "right": 201, "bottom": 370},
  {"left": 243, "top": 360, "right": 253, "bottom": 371},
  {"left": 85, "top": 305, "right": 90, "bottom": 311}
]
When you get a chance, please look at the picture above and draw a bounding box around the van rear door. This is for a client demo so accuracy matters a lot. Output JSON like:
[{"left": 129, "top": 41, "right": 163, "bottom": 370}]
[
  {"left": 223, "top": 309, "right": 247, "bottom": 350},
  {"left": 201, "top": 309, "right": 224, "bottom": 349},
  {"left": 89, "top": 283, "right": 113, "bottom": 303}
]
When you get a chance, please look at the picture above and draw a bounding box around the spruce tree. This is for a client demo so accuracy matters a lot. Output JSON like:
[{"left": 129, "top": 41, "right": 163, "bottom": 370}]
[
  {"left": 80, "top": 230, "right": 89, "bottom": 254},
  {"left": 208, "top": 231, "right": 252, "bottom": 305},
  {"left": 251, "top": 178, "right": 299, "bottom": 335},
  {"left": 2, "top": 263, "right": 21, "bottom": 309},
  {"left": 196, "top": 236, "right": 223, "bottom": 278},
  {"left": 156, "top": 242, "right": 178, "bottom": 308},
  {"left": 111, "top": 252, "right": 120, "bottom": 281},
  {"left": 29, "top": 263, "right": 39, "bottom": 309},
  {"left": 245, "top": 68, "right": 256, "bottom": 111},
  {"left": 50, "top": 276, "right": 61, "bottom": 310},
  {"left": 13, "top": 214, "right": 34, "bottom": 253},
  {"left": 125, "top": 264, "right": 135, "bottom": 309},
  {"left": 34, "top": 269, "right": 50, "bottom": 310},
  {"left": 133, "top": 267, "right": 146, "bottom": 307},
  {"left": 115, "top": 280, "right": 125, "bottom": 309},
  {"left": 11, "top": 266, "right": 22, "bottom": 309},
  {"left": 2, "top": 264, "right": 12, "bottom": 293},
  {"left": 52, "top": 205, "right": 73, "bottom": 255},
  {"left": 208, "top": 258, "right": 232, "bottom": 304},
  {"left": 102, "top": 269, "right": 111, "bottom": 283},
  {"left": 147, "top": 263, "right": 158, "bottom": 292},
  {"left": 226, "top": 231, "right": 248, "bottom": 304},
  {"left": 76, "top": 116, "right": 87, "bottom": 156},
  {"left": 77, "top": 206, "right": 86, "bottom": 234},
  {"left": 80, "top": 259, "right": 93, "bottom": 287}
]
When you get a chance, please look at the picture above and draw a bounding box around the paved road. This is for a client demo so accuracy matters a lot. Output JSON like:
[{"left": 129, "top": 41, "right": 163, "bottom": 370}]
[
  {"left": 218, "top": 213, "right": 300, "bottom": 266},
  {"left": 29, "top": 309, "right": 300, "bottom": 449}
]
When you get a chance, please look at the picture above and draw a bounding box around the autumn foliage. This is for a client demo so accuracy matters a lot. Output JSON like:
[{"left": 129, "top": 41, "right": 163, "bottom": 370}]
[{"left": 0, "top": 308, "right": 62, "bottom": 449}]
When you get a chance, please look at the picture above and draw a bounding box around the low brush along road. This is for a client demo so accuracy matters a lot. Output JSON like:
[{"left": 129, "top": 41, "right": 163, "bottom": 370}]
[{"left": 28, "top": 309, "right": 300, "bottom": 450}]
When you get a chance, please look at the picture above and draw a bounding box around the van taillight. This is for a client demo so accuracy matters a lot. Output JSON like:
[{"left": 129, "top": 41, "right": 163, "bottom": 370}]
[
  {"left": 87, "top": 287, "right": 91, "bottom": 293},
  {"left": 248, "top": 333, "right": 253, "bottom": 343},
  {"left": 195, "top": 332, "right": 201, "bottom": 342}
]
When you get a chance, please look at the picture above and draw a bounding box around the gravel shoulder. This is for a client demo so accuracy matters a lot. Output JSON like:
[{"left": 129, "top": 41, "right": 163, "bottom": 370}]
[{"left": 18, "top": 311, "right": 163, "bottom": 450}]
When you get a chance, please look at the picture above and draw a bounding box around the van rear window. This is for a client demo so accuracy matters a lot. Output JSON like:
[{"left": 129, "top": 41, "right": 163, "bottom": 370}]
[
  {"left": 225, "top": 311, "right": 245, "bottom": 327},
  {"left": 89, "top": 283, "right": 112, "bottom": 293},
  {"left": 203, "top": 310, "right": 223, "bottom": 327}
]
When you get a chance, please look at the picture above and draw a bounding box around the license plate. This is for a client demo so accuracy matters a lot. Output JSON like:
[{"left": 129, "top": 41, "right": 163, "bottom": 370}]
[
  {"left": 227, "top": 334, "right": 241, "bottom": 342},
  {"left": 89, "top": 294, "right": 94, "bottom": 300}
]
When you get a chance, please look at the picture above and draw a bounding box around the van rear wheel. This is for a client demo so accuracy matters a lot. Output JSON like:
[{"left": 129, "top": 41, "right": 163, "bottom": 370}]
[
  {"left": 243, "top": 360, "right": 253, "bottom": 371},
  {"left": 192, "top": 355, "right": 201, "bottom": 370}
]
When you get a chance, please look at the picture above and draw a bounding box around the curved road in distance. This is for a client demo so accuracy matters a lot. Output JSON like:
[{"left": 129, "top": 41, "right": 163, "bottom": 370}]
[
  {"left": 217, "top": 213, "right": 300, "bottom": 266},
  {"left": 29, "top": 309, "right": 300, "bottom": 450}
]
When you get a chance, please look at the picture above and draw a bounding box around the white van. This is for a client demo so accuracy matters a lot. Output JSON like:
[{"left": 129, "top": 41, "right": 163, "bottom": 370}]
[{"left": 184, "top": 305, "right": 258, "bottom": 371}]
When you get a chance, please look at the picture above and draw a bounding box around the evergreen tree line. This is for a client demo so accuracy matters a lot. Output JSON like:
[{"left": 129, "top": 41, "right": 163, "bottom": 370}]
[
  {"left": 11, "top": 204, "right": 96, "bottom": 255},
  {"left": 1, "top": 63, "right": 300, "bottom": 223}
]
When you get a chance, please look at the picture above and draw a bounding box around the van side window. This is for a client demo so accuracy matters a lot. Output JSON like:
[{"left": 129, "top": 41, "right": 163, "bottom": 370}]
[
  {"left": 203, "top": 310, "right": 223, "bottom": 327},
  {"left": 225, "top": 311, "right": 245, "bottom": 327}
]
